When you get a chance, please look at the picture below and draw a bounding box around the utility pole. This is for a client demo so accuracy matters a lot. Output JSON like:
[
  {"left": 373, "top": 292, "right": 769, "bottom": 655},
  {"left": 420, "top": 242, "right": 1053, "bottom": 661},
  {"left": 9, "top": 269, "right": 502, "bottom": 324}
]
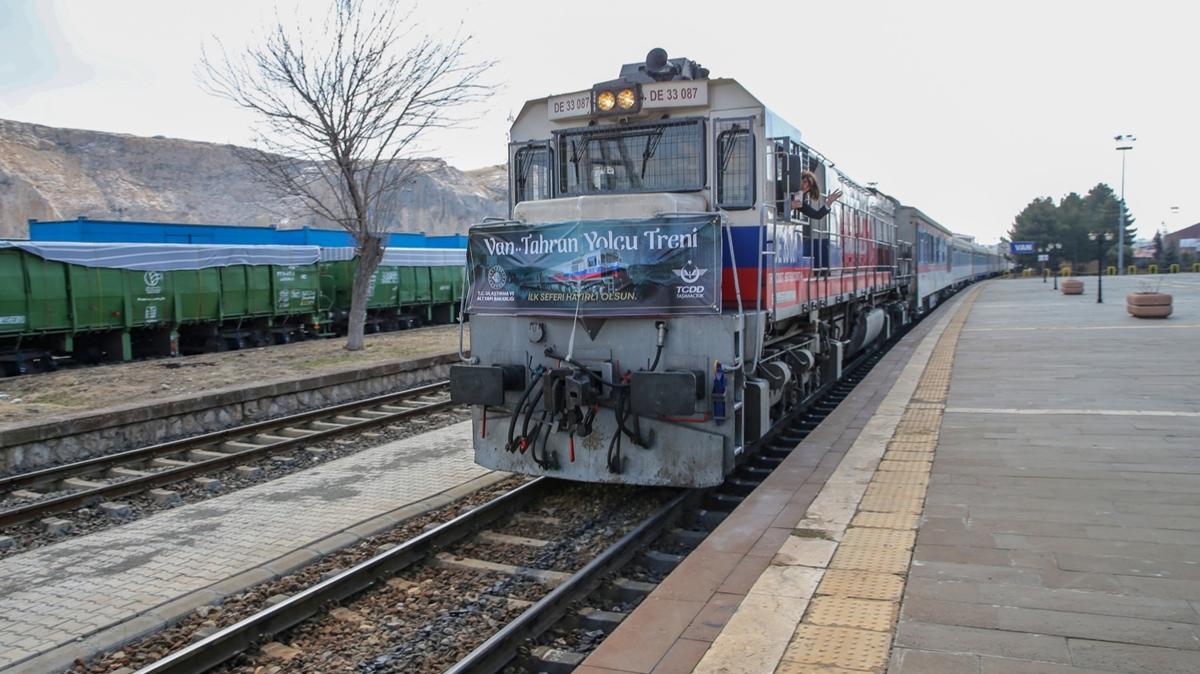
[{"left": 1114, "top": 134, "right": 1136, "bottom": 275}]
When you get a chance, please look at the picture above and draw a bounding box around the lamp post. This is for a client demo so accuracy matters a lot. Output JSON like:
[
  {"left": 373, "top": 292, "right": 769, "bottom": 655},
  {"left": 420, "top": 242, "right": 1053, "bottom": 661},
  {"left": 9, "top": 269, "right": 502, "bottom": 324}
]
[
  {"left": 1048, "top": 242, "right": 1062, "bottom": 289},
  {"left": 1114, "top": 133, "right": 1136, "bottom": 275},
  {"left": 1089, "top": 232, "right": 1105, "bottom": 303}
]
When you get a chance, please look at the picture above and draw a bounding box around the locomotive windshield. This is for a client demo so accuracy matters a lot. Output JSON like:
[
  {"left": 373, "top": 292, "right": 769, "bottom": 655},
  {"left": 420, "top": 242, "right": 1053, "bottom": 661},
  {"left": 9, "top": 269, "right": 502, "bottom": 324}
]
[{"left": 555, "top": 118, "right": 705, "bottom": 196}]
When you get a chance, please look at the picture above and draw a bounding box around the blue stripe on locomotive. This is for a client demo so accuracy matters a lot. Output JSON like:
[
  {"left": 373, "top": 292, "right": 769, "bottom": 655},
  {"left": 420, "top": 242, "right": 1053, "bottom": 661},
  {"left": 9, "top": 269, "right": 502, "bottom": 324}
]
[{"left": 721, "top": 225, "right": 842, "bottom": 272}]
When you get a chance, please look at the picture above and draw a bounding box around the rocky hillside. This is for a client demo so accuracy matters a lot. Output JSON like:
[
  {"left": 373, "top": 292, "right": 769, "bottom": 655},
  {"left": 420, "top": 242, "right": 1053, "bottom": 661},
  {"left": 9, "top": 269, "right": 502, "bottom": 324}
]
[{"left": 0, "top": 118, "right": 507, "bottom": 238}]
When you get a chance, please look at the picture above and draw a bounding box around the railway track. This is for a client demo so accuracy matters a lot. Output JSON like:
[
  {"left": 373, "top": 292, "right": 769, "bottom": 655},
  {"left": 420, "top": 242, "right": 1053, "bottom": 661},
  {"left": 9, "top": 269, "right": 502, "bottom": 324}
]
[
  {"left": 101, "top": 331, "right": 891, "bottom": 674},
  {"left": 0, "top": 381, "right": 455, "bottom": 530},
  {"left": 509, "top": 348, "right": 884, "bottom": 673}
]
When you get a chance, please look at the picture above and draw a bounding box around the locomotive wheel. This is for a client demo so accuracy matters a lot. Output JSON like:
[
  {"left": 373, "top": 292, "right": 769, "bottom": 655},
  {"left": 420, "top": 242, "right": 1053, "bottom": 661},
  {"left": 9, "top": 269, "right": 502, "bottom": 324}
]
[
  {"left": 1127, "top": 303, "right": 1172, "bottom": 319},
  {"left": 1126, "top": 292, "right": 1172, "bottom": 307}
]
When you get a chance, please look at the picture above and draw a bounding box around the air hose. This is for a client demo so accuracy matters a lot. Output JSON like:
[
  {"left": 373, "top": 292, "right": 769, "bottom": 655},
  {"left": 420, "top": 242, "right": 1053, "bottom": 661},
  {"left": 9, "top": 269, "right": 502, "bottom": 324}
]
[{"left": 506, "top": 366, "right": 545, "bottom": 452}]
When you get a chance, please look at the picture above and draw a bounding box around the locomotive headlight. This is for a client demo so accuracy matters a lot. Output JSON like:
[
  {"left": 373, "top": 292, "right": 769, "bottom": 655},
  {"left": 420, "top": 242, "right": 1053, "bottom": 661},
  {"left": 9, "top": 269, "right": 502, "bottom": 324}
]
[{"left": 592, "top": 81, "right": 641, "bottom": 115}]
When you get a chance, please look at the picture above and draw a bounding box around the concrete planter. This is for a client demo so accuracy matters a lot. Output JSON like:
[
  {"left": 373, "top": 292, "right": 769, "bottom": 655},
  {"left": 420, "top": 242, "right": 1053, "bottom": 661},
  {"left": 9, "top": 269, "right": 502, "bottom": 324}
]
[
  {"left": 1127, "top": 292, "right": 1173, "bottom": 318},
  {"left": 1061, "top": 279, "right": 1084, "bottom": 295}
]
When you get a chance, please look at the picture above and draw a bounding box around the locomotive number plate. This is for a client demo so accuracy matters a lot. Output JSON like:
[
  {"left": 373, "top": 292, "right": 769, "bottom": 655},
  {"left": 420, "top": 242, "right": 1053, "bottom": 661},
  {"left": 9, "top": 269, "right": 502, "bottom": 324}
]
[
  {"left": 548, "top": 90, "right": 592, "bottom": 120},
  {"left": 642, "top": 81, "right": 708, "bottom": 109}
]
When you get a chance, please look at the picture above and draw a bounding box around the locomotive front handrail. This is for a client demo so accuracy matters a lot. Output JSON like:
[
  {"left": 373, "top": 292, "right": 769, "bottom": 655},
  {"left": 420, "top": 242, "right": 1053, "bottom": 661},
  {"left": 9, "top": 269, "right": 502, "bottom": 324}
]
[{"left": 457, "top": 252, "right": 476, "bottom": 364}]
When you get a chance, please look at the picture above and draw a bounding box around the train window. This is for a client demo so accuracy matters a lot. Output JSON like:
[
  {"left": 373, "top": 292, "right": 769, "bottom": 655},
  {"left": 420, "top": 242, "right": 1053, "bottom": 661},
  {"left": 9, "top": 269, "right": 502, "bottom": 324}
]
[
  {"left": 511, "top": 142, "right": 553, "bottom": 206},
  {"left": 555, "top": 118, "right": 705, "bottom": 196},
  {"left": 715, "top": 118, "right": 755, "bottom": 210}
]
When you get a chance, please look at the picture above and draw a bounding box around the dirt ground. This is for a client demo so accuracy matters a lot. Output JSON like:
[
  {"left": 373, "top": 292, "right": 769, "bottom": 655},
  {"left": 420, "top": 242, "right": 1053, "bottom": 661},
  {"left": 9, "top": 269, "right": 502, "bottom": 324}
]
[{"left": 0, "top": 324, "right": 469, "bottom": 428}]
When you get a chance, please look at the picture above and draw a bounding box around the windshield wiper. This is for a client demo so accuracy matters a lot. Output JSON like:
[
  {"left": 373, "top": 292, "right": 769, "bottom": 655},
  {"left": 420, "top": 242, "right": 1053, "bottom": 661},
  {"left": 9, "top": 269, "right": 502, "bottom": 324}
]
[
  {"left": 640, "top": 128, "right": 665, "bottom": 180},
  {"left": 515, "top": 149, "right": 534, "bottom": 195},
  {"left": 569, "top": 139, "right": 583, "bottom": 187}
]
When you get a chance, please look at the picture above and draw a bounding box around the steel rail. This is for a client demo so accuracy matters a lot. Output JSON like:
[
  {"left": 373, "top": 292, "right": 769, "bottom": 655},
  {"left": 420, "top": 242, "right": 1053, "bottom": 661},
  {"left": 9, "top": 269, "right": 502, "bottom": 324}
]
[
  {"left": 0, "top": 380, "right": 449, "bottom": 492},
  {"left": 442, "top": 491, "right": 689, "bottom": 674},
  {"left": 0, "top": 382, "right": 454, "bottom": 528},
  {"left": 130, "top": 477, "right": 552, "bottom": 674}
]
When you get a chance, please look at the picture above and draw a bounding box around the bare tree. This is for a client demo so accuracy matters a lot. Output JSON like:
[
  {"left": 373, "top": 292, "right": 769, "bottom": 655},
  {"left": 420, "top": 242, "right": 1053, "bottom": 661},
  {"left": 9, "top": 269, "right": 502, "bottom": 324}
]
[{"left": 202, "top": 0, "right": 493, "bottom": 350}]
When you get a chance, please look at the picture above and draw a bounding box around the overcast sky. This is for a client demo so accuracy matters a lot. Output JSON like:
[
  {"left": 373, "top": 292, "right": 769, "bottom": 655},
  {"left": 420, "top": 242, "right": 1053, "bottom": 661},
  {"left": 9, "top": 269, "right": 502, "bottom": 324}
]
[{"left": 1, "top": 0, "right": 1195, "bottom": 244}]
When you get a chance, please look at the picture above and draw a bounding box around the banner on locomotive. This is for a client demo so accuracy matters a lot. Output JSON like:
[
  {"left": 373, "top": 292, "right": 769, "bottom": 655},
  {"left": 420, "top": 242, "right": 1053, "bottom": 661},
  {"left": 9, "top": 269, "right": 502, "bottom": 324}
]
[{"left": 467, "top": 215, "right": 720, "bottom": 316}]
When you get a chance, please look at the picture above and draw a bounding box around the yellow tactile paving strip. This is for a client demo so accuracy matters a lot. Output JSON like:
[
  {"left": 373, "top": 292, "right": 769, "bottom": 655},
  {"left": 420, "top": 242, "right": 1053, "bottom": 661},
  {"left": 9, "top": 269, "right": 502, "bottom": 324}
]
[
  {"left": 775, "top": 288, "right": 981, "bottom": 673},
  {"left": 817, "top": 569, "right": 905, "bottom": 602},
  {"left": 850, "top": 512, "right": 920, "bottom": 531},
  {"left": 776, "top": 665, "right": 871, "bottom": 674},
  {"left": 783, "top": 624, "right": 893, "bottom": 671},
  {"left": 807, "top": 597, "right": 898, "bottom": 632},
  {"left": 839, "top": 528, "right": 916, "bottom": 549}
]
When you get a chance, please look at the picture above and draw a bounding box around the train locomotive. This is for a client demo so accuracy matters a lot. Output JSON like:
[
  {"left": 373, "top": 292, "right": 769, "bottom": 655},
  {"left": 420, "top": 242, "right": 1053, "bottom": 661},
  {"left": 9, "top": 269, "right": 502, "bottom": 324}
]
[{"left": 450, "top": 49, "right": 1004, "bottom": 488}]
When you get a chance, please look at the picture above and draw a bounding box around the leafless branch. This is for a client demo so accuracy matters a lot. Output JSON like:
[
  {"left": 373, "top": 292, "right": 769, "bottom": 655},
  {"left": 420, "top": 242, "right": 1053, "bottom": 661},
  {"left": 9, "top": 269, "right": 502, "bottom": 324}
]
[{"left": 200, "top": 0, "right": 495, "bottom": 348}]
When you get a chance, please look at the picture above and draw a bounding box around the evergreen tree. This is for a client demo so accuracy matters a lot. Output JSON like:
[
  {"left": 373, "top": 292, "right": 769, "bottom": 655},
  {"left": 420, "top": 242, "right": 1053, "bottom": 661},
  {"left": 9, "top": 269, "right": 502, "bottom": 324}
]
[
  {"left": 1153, "top": 230, "right": 1165, "bottom": 262},
  {"left": 1166, "top": 240, "right": 1181, "bottom": 265},
  {"left": 1082, "top": 183, "right": 1136, "bottom": 267},
  {"left": 1007, "top": 197, "right": 1058, "bottom": 267},
  {"left": 1057, "top": 192, "right": 1087, "bottom": 268},
  {"left": 1006, "top": 183, "right": 1137, "bottom": 271}
]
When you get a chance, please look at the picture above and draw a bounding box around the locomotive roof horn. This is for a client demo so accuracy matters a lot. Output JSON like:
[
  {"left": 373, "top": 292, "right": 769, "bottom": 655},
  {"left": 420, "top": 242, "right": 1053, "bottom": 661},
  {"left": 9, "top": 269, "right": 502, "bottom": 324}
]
[
  {"left": 646, "top": 48, "right": 672, "bottom": 77},
  {"left": 619, "top": 48, "right": 710, "bottom": 83}
]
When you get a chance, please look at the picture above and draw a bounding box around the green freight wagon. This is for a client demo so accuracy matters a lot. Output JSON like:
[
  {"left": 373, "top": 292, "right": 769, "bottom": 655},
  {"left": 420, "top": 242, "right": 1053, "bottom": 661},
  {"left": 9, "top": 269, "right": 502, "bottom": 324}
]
[
  {"left": 0, "top": 243, "right": 325, "bottom": 373},
  {"left": 0, "top": 242, "right": 465, "bottom": 375},
  {"left": 316, "top": 247, "right": 467, "bottom": 333}
]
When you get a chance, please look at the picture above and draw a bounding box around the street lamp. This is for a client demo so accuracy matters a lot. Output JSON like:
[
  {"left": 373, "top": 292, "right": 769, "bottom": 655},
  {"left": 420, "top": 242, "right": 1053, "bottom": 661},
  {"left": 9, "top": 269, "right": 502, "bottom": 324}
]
[
  {"left": 1088, "top": 231, "right": 1105, "bottom": 303},
  {"left": 1114, "top": 133, "right": 1136, "bottom": 275},
  {"left": 1047, "top": 242, "right": 1062, "bottom": 289}
]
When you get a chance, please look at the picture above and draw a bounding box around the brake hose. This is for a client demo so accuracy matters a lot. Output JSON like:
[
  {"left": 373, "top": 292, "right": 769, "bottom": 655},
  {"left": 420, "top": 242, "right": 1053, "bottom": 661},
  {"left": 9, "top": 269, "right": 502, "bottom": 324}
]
[
  {"left": 507, "top": 367, "right": 544, "bottom": 452},
  {"left": 518, "top": 386, "right": 545, "bottom": 451}
]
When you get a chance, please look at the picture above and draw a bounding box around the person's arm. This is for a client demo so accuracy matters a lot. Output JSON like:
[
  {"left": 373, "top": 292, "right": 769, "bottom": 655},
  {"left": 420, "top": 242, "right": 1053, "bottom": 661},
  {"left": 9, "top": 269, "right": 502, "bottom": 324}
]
[{"left": 798, "top": 202, "right": 830, "bottom": 220}]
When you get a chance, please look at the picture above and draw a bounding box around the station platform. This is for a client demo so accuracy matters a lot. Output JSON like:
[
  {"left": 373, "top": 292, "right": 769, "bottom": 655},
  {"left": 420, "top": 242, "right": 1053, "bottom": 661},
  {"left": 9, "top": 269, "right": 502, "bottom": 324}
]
[
  {"left": 581, "top": 276, "right": 1200, "bottom": 674},
  {"left": 0, "top": 421, "right": 502, "bottom": 674}
]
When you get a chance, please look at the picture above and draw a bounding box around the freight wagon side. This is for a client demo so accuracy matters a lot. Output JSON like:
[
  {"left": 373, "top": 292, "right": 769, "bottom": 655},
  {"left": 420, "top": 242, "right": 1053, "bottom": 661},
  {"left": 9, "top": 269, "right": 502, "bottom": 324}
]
[{"left": 0, "top": 240, "right": 467, "bottom": 375}]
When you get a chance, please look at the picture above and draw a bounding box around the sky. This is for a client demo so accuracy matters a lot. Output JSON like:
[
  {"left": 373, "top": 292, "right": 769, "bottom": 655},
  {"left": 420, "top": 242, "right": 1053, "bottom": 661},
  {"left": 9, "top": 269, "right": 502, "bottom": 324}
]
[{"left": 1, "top": 0, "right": 1196, "bottom": 244}]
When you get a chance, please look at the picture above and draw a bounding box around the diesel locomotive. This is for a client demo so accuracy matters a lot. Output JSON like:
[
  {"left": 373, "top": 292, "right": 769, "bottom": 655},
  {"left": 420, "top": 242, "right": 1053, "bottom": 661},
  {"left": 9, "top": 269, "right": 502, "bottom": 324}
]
[{"left": 450, "top": 49, "right": 1004, "bottom": 487}]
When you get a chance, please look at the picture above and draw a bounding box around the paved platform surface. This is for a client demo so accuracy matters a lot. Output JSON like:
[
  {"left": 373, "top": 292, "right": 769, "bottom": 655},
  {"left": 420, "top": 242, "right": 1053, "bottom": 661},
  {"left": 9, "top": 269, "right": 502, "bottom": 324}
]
[
  {"left": 894, "top": 276, "right": 1200, "bottom": 674},
  {"left": 581, "top": 275, "right": 1200, "bottom": 674},
  {"left": 0, "top": 421, "right": 500, "bottom": 673}
]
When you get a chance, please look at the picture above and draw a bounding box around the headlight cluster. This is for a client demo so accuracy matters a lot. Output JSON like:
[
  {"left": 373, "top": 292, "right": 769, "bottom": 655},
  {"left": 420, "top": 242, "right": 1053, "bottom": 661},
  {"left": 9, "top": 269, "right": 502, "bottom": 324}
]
[{"left": 593, "top": 84, "right": 640, "bottom": 114}]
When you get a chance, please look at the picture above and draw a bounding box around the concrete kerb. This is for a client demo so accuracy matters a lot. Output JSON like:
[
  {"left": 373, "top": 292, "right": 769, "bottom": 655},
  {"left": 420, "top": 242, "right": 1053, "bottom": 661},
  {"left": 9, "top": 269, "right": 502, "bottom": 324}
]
[
  {"left": 1, "top": 470, "right": 510, "bottom": 674},
  {"left": 0, "top": 352, "right": 456, "bottom": 446},
  {"left": 793, "top": 301, "right": 960, "bottom": 541},
  {"left": 0, "top": 352, "right": 458, "bottom": 475}
]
